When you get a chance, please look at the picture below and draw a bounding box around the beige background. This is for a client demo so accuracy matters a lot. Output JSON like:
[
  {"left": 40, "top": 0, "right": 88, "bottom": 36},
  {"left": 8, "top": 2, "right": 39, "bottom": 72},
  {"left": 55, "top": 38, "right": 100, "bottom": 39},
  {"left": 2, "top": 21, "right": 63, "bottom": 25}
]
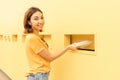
[{"left": 0, "top": 0, "right": 120, "bottom": 80}]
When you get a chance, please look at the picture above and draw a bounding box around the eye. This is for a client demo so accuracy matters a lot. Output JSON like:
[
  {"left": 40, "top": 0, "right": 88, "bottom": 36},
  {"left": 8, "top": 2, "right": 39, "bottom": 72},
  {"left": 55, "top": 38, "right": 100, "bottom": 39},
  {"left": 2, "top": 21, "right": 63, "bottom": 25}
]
[{"left": 34, "top": 17, "right": 39, "bottom": 20}]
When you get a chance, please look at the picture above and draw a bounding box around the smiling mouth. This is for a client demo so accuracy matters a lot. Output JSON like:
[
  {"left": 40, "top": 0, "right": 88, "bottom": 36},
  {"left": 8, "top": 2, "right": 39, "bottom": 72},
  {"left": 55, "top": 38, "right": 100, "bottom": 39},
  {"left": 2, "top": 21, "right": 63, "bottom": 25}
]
[
  {"left": 38, "top": 24, "right": 43, "bottom": 27},
  {"left": 39, "top": 26, "right": 43, "bottom": 29},
  {"left": 37, "top": 25, "right": 42, "bottom": 28}
]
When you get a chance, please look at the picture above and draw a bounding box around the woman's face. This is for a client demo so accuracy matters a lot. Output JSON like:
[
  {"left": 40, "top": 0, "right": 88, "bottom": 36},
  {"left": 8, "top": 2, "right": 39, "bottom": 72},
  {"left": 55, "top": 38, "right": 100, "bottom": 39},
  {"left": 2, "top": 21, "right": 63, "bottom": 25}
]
[{"left": 29, "top": 11, "right": 44, "bottom": 32}]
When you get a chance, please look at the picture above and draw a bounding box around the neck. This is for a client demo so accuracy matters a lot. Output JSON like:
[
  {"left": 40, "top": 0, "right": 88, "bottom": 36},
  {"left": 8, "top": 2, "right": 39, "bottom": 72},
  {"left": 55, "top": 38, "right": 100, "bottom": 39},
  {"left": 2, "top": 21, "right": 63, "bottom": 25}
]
[{"left": 33, "top": 30, "right": 39, "bottom": 35}]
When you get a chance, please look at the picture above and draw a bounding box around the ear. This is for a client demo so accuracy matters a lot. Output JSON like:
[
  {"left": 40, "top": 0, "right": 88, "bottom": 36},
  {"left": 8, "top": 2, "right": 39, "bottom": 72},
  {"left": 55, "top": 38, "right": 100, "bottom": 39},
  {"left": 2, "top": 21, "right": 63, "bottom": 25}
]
[{"left": 28, "top": 21, "right": 31, "bottom": 25}]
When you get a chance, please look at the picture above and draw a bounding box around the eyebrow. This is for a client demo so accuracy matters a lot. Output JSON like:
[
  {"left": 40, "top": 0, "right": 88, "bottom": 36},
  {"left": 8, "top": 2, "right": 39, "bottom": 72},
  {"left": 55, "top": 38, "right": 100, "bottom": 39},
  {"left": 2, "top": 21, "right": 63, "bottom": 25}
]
[{"left": 33, "top": 15, "right": 43, "bottom": 18}]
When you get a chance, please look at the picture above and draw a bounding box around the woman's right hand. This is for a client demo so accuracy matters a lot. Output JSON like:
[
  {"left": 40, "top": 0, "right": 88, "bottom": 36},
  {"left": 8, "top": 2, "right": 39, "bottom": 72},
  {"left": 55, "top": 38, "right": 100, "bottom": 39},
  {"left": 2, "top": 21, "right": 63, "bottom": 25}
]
[
  {"left": 68, "top": 44, "right": 77, "bottom": 51},
  {"left": 68, "top": 40, "right": 92, "bottom": 51}
]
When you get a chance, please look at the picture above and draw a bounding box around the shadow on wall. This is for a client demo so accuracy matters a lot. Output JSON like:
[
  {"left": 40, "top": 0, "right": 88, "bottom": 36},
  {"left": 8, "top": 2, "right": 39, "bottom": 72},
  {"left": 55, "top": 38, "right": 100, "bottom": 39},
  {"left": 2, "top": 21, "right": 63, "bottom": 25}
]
[{"left": 0, "top": 69, "right": 12, "bottom": 80}]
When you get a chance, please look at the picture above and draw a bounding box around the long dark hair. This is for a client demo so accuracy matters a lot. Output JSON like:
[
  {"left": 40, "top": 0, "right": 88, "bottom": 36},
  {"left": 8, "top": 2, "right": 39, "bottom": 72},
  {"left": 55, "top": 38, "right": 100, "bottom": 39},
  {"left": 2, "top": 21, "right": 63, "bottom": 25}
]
[{"left": 23, "top": 7, "right": 43, "bottom": 33}]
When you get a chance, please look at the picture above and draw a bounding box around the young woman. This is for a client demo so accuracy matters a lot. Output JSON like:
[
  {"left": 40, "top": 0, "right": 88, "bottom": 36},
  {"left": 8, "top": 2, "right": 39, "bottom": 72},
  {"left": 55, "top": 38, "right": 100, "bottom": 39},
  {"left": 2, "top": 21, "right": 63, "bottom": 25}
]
[{"left": 23, "top": 7, "right": 91, "bottom": 80}]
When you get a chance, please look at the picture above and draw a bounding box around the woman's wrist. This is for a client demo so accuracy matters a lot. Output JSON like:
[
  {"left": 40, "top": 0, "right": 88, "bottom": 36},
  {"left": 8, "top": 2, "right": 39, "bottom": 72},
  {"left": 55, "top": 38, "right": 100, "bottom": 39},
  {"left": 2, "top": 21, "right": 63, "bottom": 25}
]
[
  {"left": 66, "top": 45, "right": 71, "bottom": 50},
  {"left": 67, "top": 44, "right": 77, "bottom": 51}
]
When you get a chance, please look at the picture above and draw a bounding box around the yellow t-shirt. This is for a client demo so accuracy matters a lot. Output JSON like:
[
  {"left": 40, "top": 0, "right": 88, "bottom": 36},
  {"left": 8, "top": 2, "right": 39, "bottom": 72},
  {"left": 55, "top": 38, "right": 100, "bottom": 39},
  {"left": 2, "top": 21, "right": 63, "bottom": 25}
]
[{"left": 25, "top": 34, "right": 51, "bottom": 76}]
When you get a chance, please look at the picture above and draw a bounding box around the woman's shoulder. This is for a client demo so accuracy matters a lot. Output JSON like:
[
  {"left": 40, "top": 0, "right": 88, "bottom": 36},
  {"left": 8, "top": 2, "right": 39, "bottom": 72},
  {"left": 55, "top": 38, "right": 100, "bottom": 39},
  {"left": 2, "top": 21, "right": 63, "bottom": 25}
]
[{"left": 26, "top": 34, "right": 38, "bottom": 41}]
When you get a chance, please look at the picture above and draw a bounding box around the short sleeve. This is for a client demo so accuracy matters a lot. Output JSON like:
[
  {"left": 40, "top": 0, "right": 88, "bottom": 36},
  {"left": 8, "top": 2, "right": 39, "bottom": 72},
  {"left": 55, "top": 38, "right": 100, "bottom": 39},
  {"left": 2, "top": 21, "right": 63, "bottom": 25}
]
[{"left": 29, "top": 36, "right": 45, "bottom": 54}]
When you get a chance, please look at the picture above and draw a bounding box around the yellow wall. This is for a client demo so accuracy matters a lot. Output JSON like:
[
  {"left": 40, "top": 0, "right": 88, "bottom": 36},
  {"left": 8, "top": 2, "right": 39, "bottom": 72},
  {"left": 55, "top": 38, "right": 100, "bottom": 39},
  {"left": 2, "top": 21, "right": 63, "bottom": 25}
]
[{"left": 0, "top": 0, "right": 120, "bottom": 80}]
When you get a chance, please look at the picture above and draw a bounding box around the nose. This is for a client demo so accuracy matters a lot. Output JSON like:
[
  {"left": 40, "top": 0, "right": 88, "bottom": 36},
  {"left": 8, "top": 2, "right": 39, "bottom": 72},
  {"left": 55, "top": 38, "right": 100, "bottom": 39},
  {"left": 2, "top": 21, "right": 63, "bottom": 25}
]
[{"left": 38, "top": 19, "right": 44, "bottom": 24}]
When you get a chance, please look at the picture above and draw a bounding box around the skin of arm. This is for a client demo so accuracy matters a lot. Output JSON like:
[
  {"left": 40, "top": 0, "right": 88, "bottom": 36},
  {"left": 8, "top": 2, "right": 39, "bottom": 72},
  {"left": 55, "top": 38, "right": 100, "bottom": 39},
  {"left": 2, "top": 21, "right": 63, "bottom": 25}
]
[{"left": 37, "top": 44, "right": 77, "bottom": 61}]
